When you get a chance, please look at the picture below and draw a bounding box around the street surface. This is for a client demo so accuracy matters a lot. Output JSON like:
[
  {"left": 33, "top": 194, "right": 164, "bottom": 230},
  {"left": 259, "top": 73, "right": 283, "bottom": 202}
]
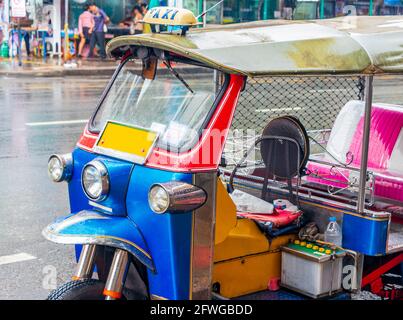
[
  {"left": 0, "top": 76, "right": 109, "bottom": 299},
  {"left": 0, "top": 74, "right": 402, "bottom": 299}
]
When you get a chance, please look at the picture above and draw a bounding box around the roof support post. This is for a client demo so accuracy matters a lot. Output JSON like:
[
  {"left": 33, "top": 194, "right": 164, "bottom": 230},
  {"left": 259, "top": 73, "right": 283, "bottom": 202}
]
[
  {"left": 263, "top": 0, "right": 269, "bottom": 20},
  {"left": 198, "top": 0, "right": 206, "bottom": 27},
  {"left": 357, "top": 75, "right": 374, "bottom": 214},
  {"left": 369, "top": 0, "right": 373, "bottom": 16},
  {"left": 320, "top": 0, "right": 324, "bottom": 19}
]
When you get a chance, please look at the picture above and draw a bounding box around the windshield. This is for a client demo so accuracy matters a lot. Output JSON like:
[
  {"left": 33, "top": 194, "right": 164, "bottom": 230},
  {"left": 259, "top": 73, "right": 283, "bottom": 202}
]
[{"left": 91, "top": 59, "right": 221, "bottom": 151}]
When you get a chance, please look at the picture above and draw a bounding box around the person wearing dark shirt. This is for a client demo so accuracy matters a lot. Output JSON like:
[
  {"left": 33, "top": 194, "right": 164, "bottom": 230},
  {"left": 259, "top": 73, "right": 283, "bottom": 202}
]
[{"left": 88, "top": 3, "right": 110, "bottom": 59}]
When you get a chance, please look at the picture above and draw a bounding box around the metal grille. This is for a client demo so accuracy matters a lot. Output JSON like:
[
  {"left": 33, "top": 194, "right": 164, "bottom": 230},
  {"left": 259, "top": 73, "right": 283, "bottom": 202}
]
[
  {"left": 223, "top": 76, "right": 365, "bottom": 168},
  {"left": 231, "top": 76, "right": 365, "bottom": 133}
]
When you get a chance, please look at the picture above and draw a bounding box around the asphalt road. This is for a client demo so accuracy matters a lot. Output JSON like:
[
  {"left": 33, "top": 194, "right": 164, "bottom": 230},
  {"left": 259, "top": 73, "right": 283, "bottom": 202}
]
[
  {"left": 0, "top": 74, "right": 402, "bottom": 300},
  {"left": 0, "top": 76, "right": 109, "bottom": 299}
]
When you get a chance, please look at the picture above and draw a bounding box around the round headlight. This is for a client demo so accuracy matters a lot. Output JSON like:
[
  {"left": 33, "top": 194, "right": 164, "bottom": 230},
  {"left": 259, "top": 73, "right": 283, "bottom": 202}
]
[
  {"left": 148, "top": 185, "right": 170, "bottom": 214},
  {"left": 82, "top": 161, "right": 109, "bottom": 201},
  {"left": 48, "top": 154, "right": 73, "bottom": 182},
  {"left": 148, "top": 182, "right": 207, "bottom": 214}
]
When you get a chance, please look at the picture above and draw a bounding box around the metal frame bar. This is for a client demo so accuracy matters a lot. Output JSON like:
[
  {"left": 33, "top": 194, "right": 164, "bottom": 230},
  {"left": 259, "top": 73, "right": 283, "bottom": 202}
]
[
  {"left": 190, "top": 172, "right": 217, "bottom": 300},
  {"left": 73, "top": 244, "right": 97, "bottom": 280},
  {"left": 361, "top": 253, "right": 403, "bottom": 287},
  {"left": 104, "top": 249, "right": 129, "bottom": 300},
  {"left": 357, "top": 76, "right": 374, "bottom": 214}
]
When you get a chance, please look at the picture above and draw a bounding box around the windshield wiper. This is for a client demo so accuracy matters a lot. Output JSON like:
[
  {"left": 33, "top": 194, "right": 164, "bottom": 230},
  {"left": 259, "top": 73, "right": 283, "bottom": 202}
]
[{"left": 163, "top": 60, "right": 194, "bottom": 94}]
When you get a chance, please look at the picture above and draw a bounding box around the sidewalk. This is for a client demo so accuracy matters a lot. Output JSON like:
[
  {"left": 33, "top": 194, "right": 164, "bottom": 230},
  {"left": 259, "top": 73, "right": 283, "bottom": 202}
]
[{"left": 0, "top": 56, "right": 119, "bottom": 77}]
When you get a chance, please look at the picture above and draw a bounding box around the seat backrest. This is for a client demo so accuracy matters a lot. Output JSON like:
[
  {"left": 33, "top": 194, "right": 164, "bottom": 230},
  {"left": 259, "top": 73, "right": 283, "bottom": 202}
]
[
  {"left": 326, "top": 100, "right": 403, "bottom": 173},
  {"left": 349, "top": 103, "right": 403, "bottom": 172},
  {"left": 326, "top": 100, "right": 365, "bottom": 163}
]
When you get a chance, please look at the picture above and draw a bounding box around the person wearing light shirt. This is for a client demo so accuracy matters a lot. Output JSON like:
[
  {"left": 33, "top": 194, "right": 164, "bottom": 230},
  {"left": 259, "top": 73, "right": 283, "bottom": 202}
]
[{"left": 78, "top": 5, "right": 94, "bottom": 58}]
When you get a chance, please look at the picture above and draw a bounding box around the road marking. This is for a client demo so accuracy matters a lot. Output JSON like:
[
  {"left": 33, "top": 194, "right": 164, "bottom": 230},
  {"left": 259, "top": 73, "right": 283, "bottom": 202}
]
[
  {"left": 256, "top": 107, "right": 302, "bottom": 113},
  {"left": 26, "top": 119, "right": 88, "bottom": 127},
  {"left": 0, "top": 253, "right": 37, "bottom": 266},
  {"left": 308, "top": 89, "right": 349, "bottom": 93}
]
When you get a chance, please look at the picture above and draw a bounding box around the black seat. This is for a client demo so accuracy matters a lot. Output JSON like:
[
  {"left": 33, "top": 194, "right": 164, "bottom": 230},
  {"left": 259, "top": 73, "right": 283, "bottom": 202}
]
[{"left": 230, "top": 116, "right": 310, "bottom": 203}]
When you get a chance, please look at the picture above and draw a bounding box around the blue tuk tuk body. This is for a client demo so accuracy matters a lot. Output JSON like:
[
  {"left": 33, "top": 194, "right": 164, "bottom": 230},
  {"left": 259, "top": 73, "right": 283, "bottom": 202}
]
[{"left": 43, "top": 8, "right": 403, "bottom": 300}]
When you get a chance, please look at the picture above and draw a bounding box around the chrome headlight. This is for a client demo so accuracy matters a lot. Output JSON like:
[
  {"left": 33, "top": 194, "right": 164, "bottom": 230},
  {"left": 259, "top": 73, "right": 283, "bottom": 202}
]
[
  {"left": 48, "top": 154, "right": 73, "bottom": 182},
  {"left": 82, "top": 161, "right": 109, "bottom": 201},
  {"left": 148, "top": 182, "right": 207, "bottom": 214}
]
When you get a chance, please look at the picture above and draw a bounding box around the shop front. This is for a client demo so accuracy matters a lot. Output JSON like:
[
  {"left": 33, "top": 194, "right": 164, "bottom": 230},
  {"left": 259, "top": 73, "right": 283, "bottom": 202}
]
[
  {"left": 181, "top": 0, "right": 278, "bottom": 24},
  {"left": 181, "top": 0, "right": 403, "bottom": 22},
  {"left": 68, "top": 0, "right": 140, "bottom": 29}
]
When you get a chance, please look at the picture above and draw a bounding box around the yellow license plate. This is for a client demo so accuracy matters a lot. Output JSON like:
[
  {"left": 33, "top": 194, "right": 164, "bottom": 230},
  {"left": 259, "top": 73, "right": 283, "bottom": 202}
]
[{"left": 94, "top": 121, "right": 158, "bottom": 164}]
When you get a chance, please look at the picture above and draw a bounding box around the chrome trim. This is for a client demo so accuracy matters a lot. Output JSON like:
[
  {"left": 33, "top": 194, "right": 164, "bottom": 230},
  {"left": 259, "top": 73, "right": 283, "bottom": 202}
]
[
  {"left": 358, "top": 75, "right": 374, "bottom": 214},
  {"left": 82, "top": 160, "right": 110, "bottom": 202},
  {"left": 190, "top": 173, "right": 217, "bottom": 300},
  {"left": 89, "top": 201, "right": 113, "bottom": 213},
  {"left": 42, "top": 226, "right": 155, "bottom": 271},
  {"left": 48, "top": 153, "right": 73, "bottom": 182},
  {"left": 74, "top": 244, "right": 97, "bottom": 280},
  {"left": 104, "top": 249, "right": 129, "bottom": 300},
  {"left": 149, "top": 181, "right": 207, "bottom": 214},
  {"left": 227, "top": 174, "right": 391, "bottom": 220},
  {"left": 150, "top": 294, "right": 168, "bottom": 300}
]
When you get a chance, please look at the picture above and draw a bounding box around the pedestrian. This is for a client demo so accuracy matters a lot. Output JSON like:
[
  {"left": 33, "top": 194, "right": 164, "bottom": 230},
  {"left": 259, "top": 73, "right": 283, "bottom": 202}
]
[
  {"left": 10, "top": 16, "right": 36, "bottom": 57},
  {"left": 88, "top": 3, "right": 110, "bottom": 59},
  {"left": 130, "top": 6, "right": 144, "bottom": 35},
  {"left": 140, "top": 2, "right": 152, "bottom": 34},
  {"left": 0, "top": 0, "right": 5, "bottom": 44},
  {"left": 77, "top": 4, "right": 94, "bottom": 58},
  {"left": 140, "top": 2, "right": 148, "bottom": 15}
]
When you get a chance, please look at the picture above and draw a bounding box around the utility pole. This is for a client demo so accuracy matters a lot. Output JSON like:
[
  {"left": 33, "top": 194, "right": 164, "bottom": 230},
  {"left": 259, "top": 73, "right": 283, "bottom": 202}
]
[
  {"left": 263, "top": 0, "right": 269, "bottom": 20},
  {"left": 198, "top": 0, "right": 204, "bottom": 25},
  {"left": 4, "top": 0, "right": 10, "bottom": 41},
  {"left": 63, "top": 0, "right": 69, "bottom": 63},
  {"left": 203, "top": 0, "right": 207, "bottom": 27},
  {"left": 320, "top": 0, "right": 324, "bottom": 19}
]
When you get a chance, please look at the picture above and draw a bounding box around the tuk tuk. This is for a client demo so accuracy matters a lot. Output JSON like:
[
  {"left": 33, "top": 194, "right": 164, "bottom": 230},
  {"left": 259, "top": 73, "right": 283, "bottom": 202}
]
[{"left": 44, "top": 8, "right": 403, "bottom": 300}]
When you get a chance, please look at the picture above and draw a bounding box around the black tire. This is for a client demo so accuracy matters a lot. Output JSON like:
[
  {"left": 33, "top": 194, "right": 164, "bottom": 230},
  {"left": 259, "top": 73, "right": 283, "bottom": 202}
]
[{"left": 47, "top": 279, "right": 107, "bottom": 300}]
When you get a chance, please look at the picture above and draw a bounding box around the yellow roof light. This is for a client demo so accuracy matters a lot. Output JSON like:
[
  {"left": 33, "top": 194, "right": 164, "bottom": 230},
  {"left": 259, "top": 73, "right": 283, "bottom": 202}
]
[{"left": 143, "top": 7, "right": 199, "bottom": 27}]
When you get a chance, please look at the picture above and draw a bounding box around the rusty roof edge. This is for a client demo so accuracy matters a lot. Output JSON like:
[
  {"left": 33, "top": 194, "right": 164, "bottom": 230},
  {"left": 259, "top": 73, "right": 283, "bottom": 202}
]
[
  {"left": 106, "top": 22, "right": 397, "bottom": 76},
  {"left": 106, "top": 35, "right": 375, "bottom": 77},
  {"left": 106, "top": 35, "right": 249, "bottom": 76}
]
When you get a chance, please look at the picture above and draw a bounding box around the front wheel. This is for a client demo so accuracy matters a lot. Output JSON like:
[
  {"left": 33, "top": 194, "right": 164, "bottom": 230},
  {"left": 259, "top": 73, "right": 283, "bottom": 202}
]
[{"left": 47, "top": 279, "right": 107, "bottom": 300}]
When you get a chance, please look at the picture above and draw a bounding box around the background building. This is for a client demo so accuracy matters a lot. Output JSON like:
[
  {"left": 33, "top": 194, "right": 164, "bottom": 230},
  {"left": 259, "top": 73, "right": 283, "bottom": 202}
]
[
  {"left": 29, "top": 0, "right": 403, "bottom": 30},
  {"left": 182, "top": 0, "right": 403, "bottom": 22}
]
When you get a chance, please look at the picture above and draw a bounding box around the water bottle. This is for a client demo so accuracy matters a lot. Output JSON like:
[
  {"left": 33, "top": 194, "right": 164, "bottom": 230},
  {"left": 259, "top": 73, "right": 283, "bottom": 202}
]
[{"left": 324, "top": 217, "right": 342, "bottom": 247}]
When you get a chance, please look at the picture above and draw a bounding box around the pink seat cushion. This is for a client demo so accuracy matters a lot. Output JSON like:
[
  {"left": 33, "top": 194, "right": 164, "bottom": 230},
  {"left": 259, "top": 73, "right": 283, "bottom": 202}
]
[
  {"left": 237, "top": 210, "right": 302, "bottom": 228},
  {"left": 349, "top": 106, "right": 403, "bottom": 170},
  {"left": 307, "top": 104, "right": 403, "bottom": 203}
]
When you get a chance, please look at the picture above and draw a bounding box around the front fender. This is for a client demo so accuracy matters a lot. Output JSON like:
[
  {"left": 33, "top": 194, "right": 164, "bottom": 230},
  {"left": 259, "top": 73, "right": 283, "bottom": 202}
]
[{"left": 42, "top": 210, "right": 155, "bottom": 271}]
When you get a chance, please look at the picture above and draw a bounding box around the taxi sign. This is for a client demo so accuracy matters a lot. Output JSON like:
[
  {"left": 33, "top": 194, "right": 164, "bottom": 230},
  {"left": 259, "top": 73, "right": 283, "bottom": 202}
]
[{"left": 143, "top": 7, "right": 199, "bottom": 27}]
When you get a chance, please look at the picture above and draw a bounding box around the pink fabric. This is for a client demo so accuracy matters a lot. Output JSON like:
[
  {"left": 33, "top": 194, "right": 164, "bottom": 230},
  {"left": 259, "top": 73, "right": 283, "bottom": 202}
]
[
  {"left": 374, "top": 174, "right": 403, "bottom": 202},
  {"left": 237, "top": 210, "right": 302, "bottom": 228},
  {"left": 349, "top": 106, "right": 403, "bottom": 170},
  {"left": 307, "top": 161, "right": 403, "bottom": 202},
  {"left": 78, "top": 11, "right": 94, "bottom": 34},
  {"left": 307, "top": 104, "right": 403, "bottom": 203}
]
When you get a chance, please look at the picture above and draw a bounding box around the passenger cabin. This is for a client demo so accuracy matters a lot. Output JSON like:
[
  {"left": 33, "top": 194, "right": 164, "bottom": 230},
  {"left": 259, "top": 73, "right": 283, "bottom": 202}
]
[{"left": 104, "top": 13, "right": 403, "bottom": 299}]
